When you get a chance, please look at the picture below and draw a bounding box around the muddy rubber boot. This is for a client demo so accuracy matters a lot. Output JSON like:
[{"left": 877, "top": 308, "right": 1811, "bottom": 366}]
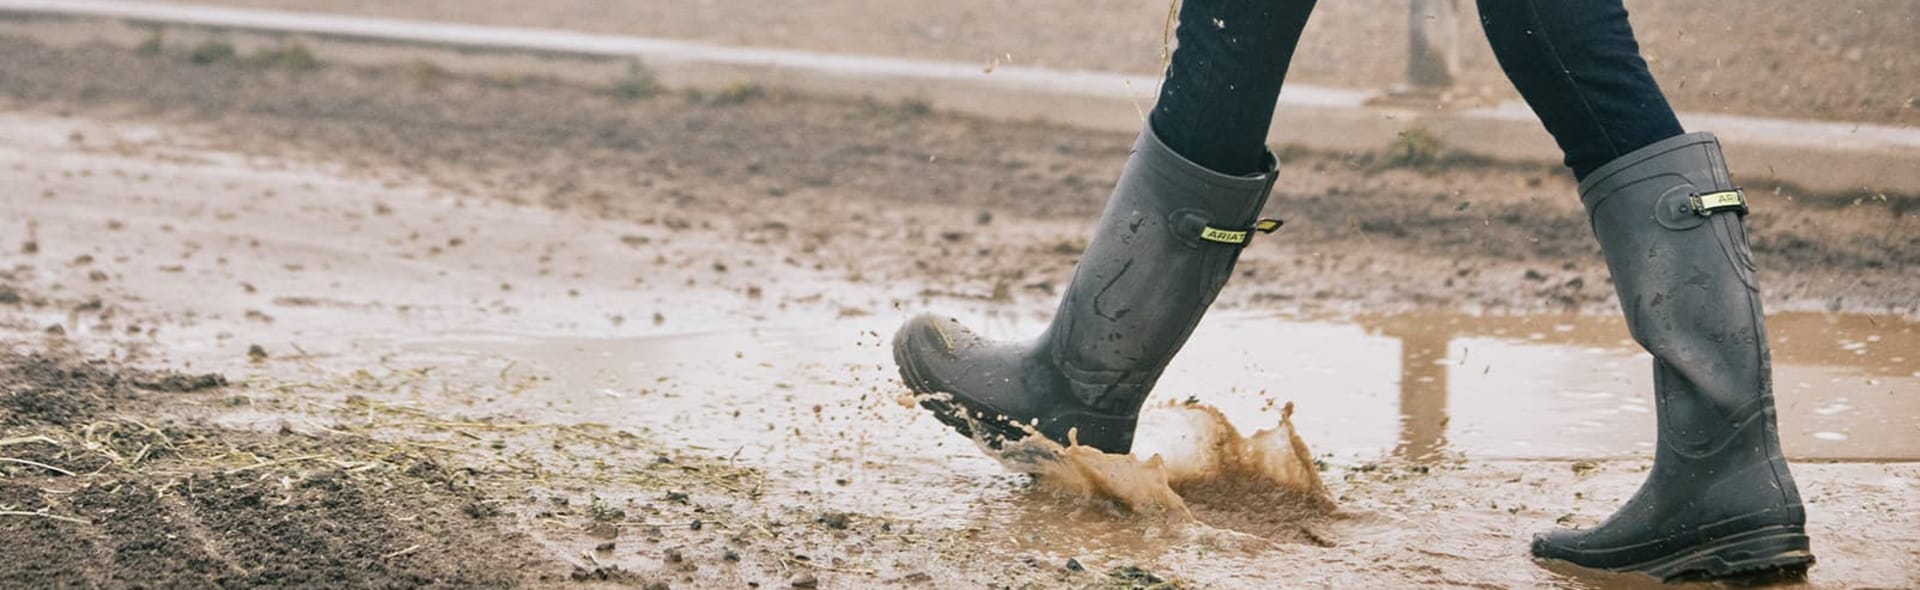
[
  {"left": 893, "top": 127, "right": 1280, "bottom": 454},
  {"left": 1532, "top": 132, "right": 1813, "bottom": 581}
]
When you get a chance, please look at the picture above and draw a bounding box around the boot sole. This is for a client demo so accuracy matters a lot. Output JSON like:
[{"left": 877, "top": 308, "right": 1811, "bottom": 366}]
[
  {"left": 1639, "top": 525, "right": 1814, "bottom": 582},
  {"left": 1548, "top": 525, "right": 1815, "bottom": 582},
  {"left": 892, "top": 335, "right": 1033, "bottom": 450}
]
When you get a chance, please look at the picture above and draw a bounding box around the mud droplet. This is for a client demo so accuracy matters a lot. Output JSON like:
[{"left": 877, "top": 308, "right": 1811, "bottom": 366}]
[{"left": 1107, "top": 565, "right": 1167, "bottom": 586}]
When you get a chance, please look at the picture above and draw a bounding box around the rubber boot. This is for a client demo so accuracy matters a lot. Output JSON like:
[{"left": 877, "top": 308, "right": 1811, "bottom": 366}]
[
  {"left": 892, "top": 127, "right": 1279, "bottom": 454},
  {"left": 1532, "top": 132, "right": 1814, "bottom": 580}
]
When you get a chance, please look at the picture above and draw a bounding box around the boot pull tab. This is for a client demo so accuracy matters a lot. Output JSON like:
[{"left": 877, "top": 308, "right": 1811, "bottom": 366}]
[{"left": 1198, "top": 218, "right": 1286, "bottom": 247}]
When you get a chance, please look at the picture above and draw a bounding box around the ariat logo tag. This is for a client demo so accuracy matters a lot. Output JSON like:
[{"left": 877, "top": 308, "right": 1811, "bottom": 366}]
[
  {"left": 1199, "top": 219, "right": 1284, "bottom": 246},
  {"left": 1690, "top": 190, "right": 1747, "bottom": 216},
  {"left": 1199, "top": 227, "right": 1249, "bottom": 244}
]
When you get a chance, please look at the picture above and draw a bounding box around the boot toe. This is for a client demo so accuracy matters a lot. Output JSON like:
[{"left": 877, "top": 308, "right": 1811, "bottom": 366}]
[
  {"left": 1531, "top": 529, "right": 1583, "bottom": 561},
  {"left": 892, "top": 314, "right": 967, "bottom": 394}
]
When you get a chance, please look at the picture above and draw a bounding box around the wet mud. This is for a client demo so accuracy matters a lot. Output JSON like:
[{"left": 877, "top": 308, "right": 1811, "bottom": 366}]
[
  {"left": 2, "top": 33, "right": 1918, "bottom": 588},
  {"left": 0, "top": 352, "right": 539, "bottom": 588}
]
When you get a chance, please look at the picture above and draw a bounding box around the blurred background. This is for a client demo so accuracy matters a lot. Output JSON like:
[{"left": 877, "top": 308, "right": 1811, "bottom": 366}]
[
  {"left": 121, "top": 0, "right": 1920, "bottom": 125},
  {"left": 1, "top": 1, "right": 1915, "bottom": 588}
]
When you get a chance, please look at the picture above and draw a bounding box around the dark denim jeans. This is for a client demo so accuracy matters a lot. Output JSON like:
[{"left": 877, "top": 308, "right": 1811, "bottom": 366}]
[
  {"left": 1153, "top": 0, "right": 1684, "bottom": 181},
  {"left": 1478, "top": 0, "right": 1684, "bottom": 180}
]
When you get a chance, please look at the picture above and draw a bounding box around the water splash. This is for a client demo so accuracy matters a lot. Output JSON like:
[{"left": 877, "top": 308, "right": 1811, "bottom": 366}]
[{"left": 992, "top": 401, "right": 1333, "bottom": 535}]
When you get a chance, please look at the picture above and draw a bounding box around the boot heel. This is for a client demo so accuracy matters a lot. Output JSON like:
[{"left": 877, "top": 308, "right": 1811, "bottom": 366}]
[{"left": 1639, "top": 525, "right": 1814, "bottom": 582}]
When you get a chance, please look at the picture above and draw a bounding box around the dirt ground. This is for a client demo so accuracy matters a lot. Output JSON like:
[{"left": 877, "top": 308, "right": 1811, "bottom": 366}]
[
  {"left": 2, "top": 33, "right": 1918, "bottom": 589},
  {"left": 135, "top": 0, "right": 1920, "bottom": 127},
  {"left": 0, "top": 351, "right": 544, "bottom": 588}
]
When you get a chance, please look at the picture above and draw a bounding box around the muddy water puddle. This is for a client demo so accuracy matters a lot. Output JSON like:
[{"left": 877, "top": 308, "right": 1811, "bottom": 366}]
[
  {"left": 382, "top": 308, "right": 1919, "bottom": 529},
  {"left": 402, "top": 310, "right": 1915, "bottom": 459},
  {"left": 1146, "top": 310, "right": 1920, "bottom": 462}
]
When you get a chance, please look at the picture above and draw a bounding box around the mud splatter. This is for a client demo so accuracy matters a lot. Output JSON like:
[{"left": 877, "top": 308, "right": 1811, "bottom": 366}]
[{"left": 992, "top": 402, "right": 1333, "bottom": 542}]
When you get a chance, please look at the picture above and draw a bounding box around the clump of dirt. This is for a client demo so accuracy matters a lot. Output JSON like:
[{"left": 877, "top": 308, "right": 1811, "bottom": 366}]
[
  {"left": 1102, "top": 564, "right": 1192, "bottom": 590},
  {"left": 133, "top": 371, "right": 228, "bottom": 392},
  {"left": 0, "top": 350, "right": 549, "bottom": 588},
  {"left": 1, "top": 351, "right": 227, "bottom": 428}
]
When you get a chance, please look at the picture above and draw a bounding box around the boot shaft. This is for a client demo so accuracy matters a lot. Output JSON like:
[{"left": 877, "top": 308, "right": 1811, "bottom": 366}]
[
  {"left": 1579, "top": 133, "right": 1769, "bottom": 421},
  {"left": 1047, "top": 128, "right": 1279, "bottom": 413},
  {"left": 1578, "top": 131, "right": 1802, "bottom": 516}
]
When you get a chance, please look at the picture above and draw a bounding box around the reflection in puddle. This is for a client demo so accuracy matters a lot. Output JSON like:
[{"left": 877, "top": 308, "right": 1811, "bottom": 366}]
[{"left": 1149, "top": 310, "right": 1920, "bottom": 462}]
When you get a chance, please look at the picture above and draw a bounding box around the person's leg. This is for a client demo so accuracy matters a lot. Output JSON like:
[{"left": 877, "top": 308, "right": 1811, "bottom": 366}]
[
  {"left": 1478, "top": 0, "right": 1683, "bottom": 180},
  {"left": 1478, "top": 0, "right": 1814, "bottom": 581},
  {"left": 893, "top": 0, "right": 1316, "bottom": 454},
  {"left": 1153, "top": 0, "right": 1318, "bottom": 176}
]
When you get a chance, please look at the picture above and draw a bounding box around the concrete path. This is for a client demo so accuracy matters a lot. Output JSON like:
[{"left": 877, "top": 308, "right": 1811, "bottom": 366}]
[{"left": 4, "top": 0, "right": 1915, "bottom": 193}]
